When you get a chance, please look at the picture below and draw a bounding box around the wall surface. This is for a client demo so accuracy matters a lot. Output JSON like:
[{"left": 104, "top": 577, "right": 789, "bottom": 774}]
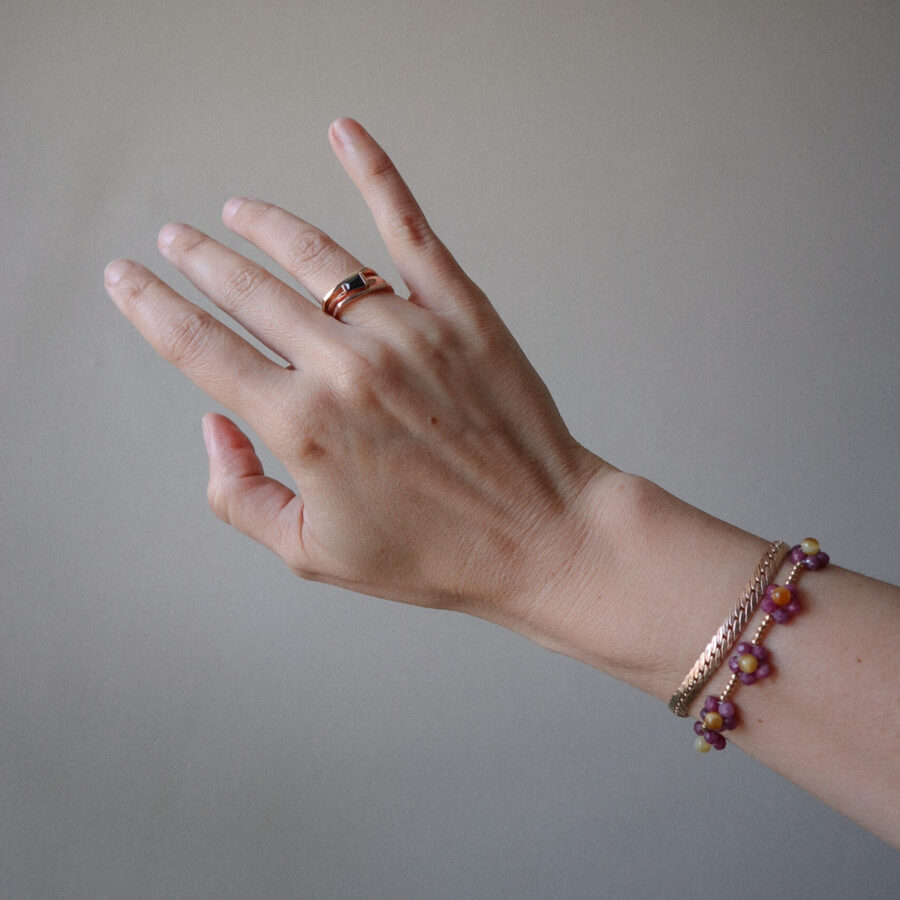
[{"left": 2, "top": 1, "right": 898, "bottom": 898}]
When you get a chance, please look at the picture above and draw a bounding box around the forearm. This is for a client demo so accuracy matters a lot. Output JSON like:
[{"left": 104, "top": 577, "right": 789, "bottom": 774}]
[{"left": 506, "top": 467, "right": 900, "bottom": 847}]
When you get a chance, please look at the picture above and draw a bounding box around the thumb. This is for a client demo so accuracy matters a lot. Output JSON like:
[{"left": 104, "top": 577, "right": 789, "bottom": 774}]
[{"left": 201, "top": 413, "right": 308, "bottom": 570}]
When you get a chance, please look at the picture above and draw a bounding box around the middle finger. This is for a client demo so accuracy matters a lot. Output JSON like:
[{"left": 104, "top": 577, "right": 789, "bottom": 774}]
[
  {"left": 157, "top": 221, "right": 337, "bottom": 364},
  {"left": 221, "top": 198, "right": 365, "bottom": 304}
]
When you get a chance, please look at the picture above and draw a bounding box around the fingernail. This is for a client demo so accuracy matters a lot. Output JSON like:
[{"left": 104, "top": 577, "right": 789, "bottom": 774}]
[
  {"left": 158, "top": 222, "right": 189, "bottom": 250},
  {"left": 104, "top": 258, "right": 132, "bottom": 285},
  {"left": 223, "top": 196, "right": 249, "bottom": 221},
  {"left": 330, "top": 117, "right": 366, "bottom": 146}
]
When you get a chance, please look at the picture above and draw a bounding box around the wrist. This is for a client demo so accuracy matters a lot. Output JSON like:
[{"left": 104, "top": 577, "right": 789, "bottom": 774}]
[{"left": 504, "top": 466, "right": 772, "bottom": 706}]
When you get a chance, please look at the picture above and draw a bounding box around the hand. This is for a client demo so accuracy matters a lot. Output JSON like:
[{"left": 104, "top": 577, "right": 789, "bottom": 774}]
[
  {"left": 104, "top": 118, "right": 610, "bottom": 626},
  {"left": 103, "top": 120, "right": 900, "bottom": 848}
]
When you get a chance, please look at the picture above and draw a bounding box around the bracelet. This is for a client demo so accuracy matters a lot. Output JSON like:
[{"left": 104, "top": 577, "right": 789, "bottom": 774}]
[
  {"left": 692, "top": 538, "right": 830, "bottom": 752},
  {"left": 668, "top": 540, "right": 789, "bottom": 717}
]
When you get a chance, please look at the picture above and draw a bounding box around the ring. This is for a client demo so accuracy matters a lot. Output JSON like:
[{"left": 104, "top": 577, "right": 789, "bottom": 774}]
[{"left": 321, "top": 267, "right": 393, "bottom": 320}]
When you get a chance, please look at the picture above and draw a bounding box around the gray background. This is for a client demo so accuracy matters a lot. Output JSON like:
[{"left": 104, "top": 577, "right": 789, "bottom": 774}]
[{"left": 2, "top": 1, "right": 898, "bottom": 897}]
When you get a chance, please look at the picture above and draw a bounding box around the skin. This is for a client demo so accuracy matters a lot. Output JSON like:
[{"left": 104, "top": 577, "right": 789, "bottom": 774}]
[{"left": 105, "top": 118, "right": 900, "bottom": 848}]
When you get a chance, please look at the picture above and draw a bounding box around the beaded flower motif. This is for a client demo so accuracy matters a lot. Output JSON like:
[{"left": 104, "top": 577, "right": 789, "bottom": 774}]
[
  {"left": 693, "top": 696, "right": 737, "bottom": 752},
  {"left": 728, "top": 642, "right": 772, "bottom": 685},
  {"left": 760, "top": 583, "right": 801, "bottom": 624},
  {"left": 791, "top": 541, "right": 830, "bottom": 571}
]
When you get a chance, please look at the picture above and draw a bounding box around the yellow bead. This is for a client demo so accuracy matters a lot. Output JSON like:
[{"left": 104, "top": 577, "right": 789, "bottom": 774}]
[
  {"left": 800, "top": 537, "right": 820, "bottom": 555},
  {"left": 703, "top": 711, "right": 724, "bottom": 731},
  {"left": 738, "top": 654, "right": 759, "bottom": 674},
  {"left": 771, "top": 586, "right": 792, "bottom": 607},
  {"left": 695, "top": 736, "right": 712, "bottom": 753}
]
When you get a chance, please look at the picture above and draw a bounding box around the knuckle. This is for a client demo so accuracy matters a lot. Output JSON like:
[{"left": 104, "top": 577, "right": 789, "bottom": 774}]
[
  {"left": 117, "top": 272, "right": 157, "bottom": 308},
  {"left": 294, "top": 379, "right": 333, "bottom": 420},
  {"left": 331, "top": 354, "right": 376, "bottom": 404},
  {"left": 168, "top": 228, "right": 207, "bottom": 257},
  {"left": 405, "top": 318, "right": 460, "bottom": 368},
  {"left": 364, "top": 339, "right": 397, "bottom": 373},
  {"left": 220, "top": 264, "right": 272, "bottom": 308},
  {"left": 386, "top": 208, "right": 436, "bottom": 250},
  {"left": 239, "top": 200, "right": 277, "bottom": 229},
  {"left": 285, "top": 228, "right": 332, "bottom": 274},
  {"left": 365, "top": 340, "right": 406, "bottom": 387},
  {"left": 271, "top": 389, "right": 327, "bottom": 456},
  {"left": 424, "top": 318, "right": 459, "bottom": 356},
  {"left": 274, "top": 408, "right": 329, "bottom": 464},
  {"left": 323, "top": 343, "right": 400, "bottom": 409},
  {"left": 362, "top": 149, "right": 396, "bottom": 182},
  {"left": 470, "top": 319, "right": 504, "bottom": 360},
  {"left": 455, "top": 293, "right": 505, "bottom": 355},
  {"left": 296, "top": 434, "right": 327, "bottom": 463},
  {"left": 206, "top": 479, "right": 230, "bottom": 524},
  {"left": 163, "top": 310, "right": 216, "bottom": 366}
]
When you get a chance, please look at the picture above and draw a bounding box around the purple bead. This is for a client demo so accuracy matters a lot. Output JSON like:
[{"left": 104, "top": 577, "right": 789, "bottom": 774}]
[
  {"left": 739, "top": 672, "right": 758, "bottom": 686},
  {"left": 805, "top": 551, "right": 830, "bottom": 570},
  {"left": 718, "top": 701, "right": 735, "bottom": 718},
  {"left": 761, "top": 597, "right": 777, "bottom": 613},
  {"left": 772, "top": 608, "right": 791, "bottom": 625},
  {"left": 752, "top": 645, "right": 769, "bottom": 661},
  {"left": 729, "top": 657, "right": 740, "bottom": 673},
  {"left": 712, "top": 735, "right": 727, "bottom": 750},
  {"left": 786, "top": 600, "right": 801, "bottom": 617},
  {"left": 693, "top": 721, "right": 704, "bottom": 735},
  {"left": 756, "top": 662, "right": 772, "bottom": 679},
  {"left": 791, "top": 545, "right": 806, "bottom": 563},
  {"left": 704, "top": 696, "right": 720, "bottom": 712},
  {"left": 736, "top": 641, "right": 754, "bottom": 655},
  {"left": 704, "top": 730, "right": 717, "bottom": 744},
  {"left": 722, "top": 716, "right": 737, "bottom": 730}
]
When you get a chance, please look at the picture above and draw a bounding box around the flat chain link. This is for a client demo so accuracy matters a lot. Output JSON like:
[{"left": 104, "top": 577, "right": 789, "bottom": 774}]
[{"left": 668, "top": 540, "right": 789, "bottom": 717}]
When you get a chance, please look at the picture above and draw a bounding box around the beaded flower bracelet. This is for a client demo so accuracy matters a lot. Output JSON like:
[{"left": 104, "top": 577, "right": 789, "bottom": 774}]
[{"left": 692, "top": 538, "right": 830, "bottom": 753}]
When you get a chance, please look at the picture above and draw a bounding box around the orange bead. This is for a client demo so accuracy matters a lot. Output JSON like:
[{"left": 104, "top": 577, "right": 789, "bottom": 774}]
[
  {"left": 771, "top": 586, "right": 792, "bottom": 607},
  {"left": 703, "top": 711, "right": 724, "bottom": 731}
]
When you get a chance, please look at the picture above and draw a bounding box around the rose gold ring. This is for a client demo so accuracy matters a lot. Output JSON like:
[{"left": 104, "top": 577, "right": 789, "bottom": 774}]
[{"left": 321, "top": 267, "right": 393, "bottom": 320}]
